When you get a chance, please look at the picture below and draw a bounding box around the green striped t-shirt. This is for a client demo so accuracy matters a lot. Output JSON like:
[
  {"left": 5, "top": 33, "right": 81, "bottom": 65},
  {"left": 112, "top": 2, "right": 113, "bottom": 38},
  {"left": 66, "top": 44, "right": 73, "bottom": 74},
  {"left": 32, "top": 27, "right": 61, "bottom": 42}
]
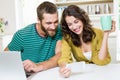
[{"left": 8, "top": 23, "right": 62, "bottom": 63}]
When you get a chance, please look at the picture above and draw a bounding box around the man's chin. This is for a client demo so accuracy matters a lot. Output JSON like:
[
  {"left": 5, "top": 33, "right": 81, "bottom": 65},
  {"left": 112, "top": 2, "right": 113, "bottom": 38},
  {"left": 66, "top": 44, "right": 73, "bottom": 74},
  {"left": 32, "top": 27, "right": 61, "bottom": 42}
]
[{"left": 48, "top": 32, "right": 56, "bottom": 37}]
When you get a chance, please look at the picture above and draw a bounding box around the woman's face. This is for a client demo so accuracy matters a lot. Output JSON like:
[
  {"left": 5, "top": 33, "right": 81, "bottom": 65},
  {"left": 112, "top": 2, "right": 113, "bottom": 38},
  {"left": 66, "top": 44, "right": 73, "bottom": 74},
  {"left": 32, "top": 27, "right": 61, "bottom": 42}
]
[{"left": 65, "top": 16, "right": 83, "bottom": 35}]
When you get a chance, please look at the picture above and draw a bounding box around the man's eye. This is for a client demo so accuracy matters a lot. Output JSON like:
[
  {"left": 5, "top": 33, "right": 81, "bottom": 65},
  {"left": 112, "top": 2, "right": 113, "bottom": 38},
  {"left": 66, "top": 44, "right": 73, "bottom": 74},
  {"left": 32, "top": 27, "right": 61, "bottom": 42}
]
[
  {"left": 46, "top": 22, "right": 51, "bottom": 24},
  {"left": 55, "top": 21, "right": 58, "bottom": 24}
]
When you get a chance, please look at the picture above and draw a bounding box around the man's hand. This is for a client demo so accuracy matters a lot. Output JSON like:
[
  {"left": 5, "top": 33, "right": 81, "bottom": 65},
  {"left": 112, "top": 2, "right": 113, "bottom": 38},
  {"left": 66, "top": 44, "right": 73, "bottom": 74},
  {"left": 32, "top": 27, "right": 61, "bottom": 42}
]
[{"left": 23, "top": 60, "right": 44, "bottom": 73}]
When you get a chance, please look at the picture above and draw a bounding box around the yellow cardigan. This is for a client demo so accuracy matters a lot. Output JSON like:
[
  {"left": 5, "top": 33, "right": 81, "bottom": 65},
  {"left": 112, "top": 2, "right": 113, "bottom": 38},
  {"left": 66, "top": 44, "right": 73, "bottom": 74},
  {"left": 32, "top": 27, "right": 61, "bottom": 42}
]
[{"left": 58, "top": 28, "right": 111, "bottom": 66}]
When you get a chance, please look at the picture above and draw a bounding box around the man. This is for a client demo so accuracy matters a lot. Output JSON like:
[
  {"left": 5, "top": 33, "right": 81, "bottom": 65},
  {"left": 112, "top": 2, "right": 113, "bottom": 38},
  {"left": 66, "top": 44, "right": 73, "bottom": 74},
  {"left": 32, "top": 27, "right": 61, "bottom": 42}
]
[{"left": 4, "top": 1, "right": 62, "bottom": 74}]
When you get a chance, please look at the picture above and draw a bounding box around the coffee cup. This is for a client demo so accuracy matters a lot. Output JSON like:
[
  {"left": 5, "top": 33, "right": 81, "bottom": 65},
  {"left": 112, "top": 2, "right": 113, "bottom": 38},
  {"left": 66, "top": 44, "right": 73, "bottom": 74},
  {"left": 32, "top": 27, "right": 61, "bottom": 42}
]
[{"left": 100, "top": 15, "right": 112, "bottom": 31}]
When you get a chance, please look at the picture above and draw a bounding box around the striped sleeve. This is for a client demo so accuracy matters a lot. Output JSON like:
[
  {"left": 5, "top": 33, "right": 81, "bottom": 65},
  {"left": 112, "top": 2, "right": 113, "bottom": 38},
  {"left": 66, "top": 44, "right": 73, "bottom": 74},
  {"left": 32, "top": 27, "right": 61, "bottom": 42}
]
[{"left": 8, "top": 31, "right": 24, "bottom": 51}]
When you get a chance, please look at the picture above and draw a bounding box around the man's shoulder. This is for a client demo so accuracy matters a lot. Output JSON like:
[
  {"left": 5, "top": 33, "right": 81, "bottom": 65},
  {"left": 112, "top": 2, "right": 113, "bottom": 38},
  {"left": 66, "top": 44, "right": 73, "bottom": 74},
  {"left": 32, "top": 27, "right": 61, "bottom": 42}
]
[
  {"left": 21, "top": 23, "right": 35, "bottom": 31},
  {"left": 56, "top": 24, "right": 62, "bottom": 33},
  {"left": 55, "top": 25, "right": 62, "bottom": 37},
  {"left": 13, "top": 23, "right": 36, "bottom": 38},
  {"left": 17, "top": 23, "right": 36, "bottom": 33}
]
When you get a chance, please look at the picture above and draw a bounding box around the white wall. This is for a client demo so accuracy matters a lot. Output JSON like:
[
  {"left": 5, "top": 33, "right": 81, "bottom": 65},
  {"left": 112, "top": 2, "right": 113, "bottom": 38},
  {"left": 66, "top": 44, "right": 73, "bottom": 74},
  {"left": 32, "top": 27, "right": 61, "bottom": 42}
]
[
  {"left": 15, "top": 0, "right": 24, "bottom": 31},
  {"left": 0, "top": 0, "right": 56, "bottom": 34},
  {"left": 22, "top": 0, "right": 55, "bottom": 27},
  {"left": 108, "top": 37, "right": 117, "bottom": 63},
  {"left": 0, "top": 0, "right": 16, "bottom": 35},
  {"left": 0, "top": 0, "right": 24, "bottom": 35}
]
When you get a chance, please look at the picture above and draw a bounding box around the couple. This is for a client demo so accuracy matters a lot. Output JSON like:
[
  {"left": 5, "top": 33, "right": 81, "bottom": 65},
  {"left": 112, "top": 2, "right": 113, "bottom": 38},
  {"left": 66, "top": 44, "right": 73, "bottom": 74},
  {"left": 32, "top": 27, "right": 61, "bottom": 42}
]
[{"left": 5, "top": 1, "right": 115, "bottom": 78}]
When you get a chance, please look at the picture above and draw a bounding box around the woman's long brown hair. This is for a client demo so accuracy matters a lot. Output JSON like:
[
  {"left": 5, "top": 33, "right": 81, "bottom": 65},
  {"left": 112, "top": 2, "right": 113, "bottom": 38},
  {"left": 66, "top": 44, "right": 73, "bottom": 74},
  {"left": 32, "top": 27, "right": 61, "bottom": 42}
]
[{"left": 61, "top": 5, "right": 96, "bottom": 47}]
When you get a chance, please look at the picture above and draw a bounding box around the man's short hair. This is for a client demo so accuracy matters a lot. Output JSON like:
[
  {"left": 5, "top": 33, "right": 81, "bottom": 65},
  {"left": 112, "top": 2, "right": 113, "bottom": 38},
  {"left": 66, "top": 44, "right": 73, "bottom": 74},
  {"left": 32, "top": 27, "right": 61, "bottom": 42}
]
[{"left": 37, "top": 1, "right": 57, "bottom": 20}]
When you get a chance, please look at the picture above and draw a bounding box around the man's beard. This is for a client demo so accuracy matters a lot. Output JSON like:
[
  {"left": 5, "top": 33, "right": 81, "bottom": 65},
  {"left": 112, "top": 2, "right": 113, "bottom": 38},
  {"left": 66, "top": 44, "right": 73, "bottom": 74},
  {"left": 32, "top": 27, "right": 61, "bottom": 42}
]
[
  {"left": 41, "top": 24, "right": 56, "bottom": 37},
  {"left": 41, "top": 24, "right": 48, "bottom": 37}
]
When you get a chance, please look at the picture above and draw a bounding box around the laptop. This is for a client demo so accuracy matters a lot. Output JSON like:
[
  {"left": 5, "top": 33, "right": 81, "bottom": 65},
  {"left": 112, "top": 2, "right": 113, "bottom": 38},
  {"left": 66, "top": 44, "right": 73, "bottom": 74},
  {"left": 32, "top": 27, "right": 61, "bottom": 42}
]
[{"left": 0, "top": 51, "right": 27, "bottom": 80}]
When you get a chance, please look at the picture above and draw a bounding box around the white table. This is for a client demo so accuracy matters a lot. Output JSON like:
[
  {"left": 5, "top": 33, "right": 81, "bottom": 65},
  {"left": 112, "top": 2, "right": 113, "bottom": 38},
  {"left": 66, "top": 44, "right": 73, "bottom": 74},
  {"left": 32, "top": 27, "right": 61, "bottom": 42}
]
[{"left": 28, "top": 63, "right": 120, "bottom": 80}]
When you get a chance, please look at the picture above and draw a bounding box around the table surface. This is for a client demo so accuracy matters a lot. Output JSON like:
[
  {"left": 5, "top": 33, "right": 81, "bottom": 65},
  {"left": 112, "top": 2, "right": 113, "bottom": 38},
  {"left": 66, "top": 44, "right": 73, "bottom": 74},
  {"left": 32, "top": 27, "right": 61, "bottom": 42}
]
[{"left": 28, "top": 62, "right": 120, "bottom": 80}]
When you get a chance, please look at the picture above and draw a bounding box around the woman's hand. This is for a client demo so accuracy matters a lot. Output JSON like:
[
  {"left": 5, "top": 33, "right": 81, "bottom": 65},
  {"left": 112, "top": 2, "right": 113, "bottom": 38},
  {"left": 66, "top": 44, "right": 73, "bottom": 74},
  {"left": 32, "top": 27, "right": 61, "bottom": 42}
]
[
  {"left": 59, "top": 63, "right": 71, "bottom": 78},
  {"left": 104, "top": 20, "right": 116, "bottom": 34},
  {"left": 110, "top": 20, "right": 116, "bottom": 32}
]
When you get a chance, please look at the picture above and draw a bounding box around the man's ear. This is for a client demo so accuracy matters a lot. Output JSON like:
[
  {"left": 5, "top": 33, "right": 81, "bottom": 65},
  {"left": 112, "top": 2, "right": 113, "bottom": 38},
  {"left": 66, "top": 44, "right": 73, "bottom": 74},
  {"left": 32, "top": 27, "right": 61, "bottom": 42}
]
[{"left": 37, "top": 17, "right": 41, "bottom": 23}]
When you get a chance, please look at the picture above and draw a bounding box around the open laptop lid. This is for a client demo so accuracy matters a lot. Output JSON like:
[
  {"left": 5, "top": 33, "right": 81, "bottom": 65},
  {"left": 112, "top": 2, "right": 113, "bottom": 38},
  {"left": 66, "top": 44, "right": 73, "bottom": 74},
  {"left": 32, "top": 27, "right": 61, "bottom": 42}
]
[{"left": 0, "top": 51, "right": 27, "bottom": 80}]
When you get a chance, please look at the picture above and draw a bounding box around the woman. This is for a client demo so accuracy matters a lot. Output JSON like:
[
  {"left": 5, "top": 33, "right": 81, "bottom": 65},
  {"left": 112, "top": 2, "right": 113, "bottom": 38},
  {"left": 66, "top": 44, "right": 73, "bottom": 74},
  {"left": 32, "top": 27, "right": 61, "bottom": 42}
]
[{"left": 58, "top": 5, "right": 115, "bottom": 78}]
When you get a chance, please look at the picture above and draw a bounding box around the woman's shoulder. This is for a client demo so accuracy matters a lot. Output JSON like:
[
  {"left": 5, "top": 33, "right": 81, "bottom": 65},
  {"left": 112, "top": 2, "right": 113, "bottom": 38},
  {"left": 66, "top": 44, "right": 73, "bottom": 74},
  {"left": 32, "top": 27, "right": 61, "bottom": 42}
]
[
  {"left": 92, "top": 27, "right": 104, "bottom": 39},
  {"left": 92, "top": 27, "right": 103, "bottom": 34}
]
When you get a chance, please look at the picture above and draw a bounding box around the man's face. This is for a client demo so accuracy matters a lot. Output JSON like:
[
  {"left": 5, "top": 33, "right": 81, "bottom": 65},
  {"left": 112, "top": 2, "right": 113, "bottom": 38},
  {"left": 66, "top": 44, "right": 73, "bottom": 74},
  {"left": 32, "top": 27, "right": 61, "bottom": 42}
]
[{"left": 40, "top": 13, "right": 58, "bottom": 37}]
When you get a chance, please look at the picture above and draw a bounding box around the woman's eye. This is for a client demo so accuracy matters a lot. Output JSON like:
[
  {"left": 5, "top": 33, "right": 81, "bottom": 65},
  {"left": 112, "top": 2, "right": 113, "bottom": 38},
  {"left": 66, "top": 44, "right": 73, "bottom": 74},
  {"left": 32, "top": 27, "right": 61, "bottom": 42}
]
[
  {"left": 67, "top": 23, "right": 72, "bottom": 26},
  {"left": 74, "top": 20, "right": 79, "bottom": 23}
]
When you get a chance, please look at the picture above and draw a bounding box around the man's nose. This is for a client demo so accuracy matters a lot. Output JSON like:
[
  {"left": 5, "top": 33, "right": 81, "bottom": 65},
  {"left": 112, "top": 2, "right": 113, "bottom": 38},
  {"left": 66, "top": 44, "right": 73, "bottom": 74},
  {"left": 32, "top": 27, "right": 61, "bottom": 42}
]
[{"left": 50, "top": 24, "right": 56, "bottom": 29}]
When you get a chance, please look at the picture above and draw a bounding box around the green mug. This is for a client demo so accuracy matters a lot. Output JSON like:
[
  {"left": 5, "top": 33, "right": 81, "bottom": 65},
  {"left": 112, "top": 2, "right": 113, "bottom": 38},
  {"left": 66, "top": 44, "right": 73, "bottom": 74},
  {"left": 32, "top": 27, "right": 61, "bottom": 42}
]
[{"left": 100, "top": 15, "right": 112, "bottom": 31}]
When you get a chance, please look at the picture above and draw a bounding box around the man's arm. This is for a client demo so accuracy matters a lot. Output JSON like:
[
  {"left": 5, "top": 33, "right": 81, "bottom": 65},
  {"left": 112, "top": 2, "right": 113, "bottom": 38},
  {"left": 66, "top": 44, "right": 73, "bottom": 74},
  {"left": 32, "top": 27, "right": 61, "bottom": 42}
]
[
  {"left": 40, "top": 40, "right": 62, "bottom": 69},
  {"left": 23, "top": 40, "right": 62, "bottom": 73}
]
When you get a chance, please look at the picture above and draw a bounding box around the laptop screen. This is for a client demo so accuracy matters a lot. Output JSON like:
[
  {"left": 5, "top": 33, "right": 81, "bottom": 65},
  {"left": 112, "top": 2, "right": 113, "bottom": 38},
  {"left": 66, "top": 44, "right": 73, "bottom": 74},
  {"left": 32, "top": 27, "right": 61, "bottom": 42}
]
[{"left": 0, "top": 51, "right": 27, "bottom": 80}]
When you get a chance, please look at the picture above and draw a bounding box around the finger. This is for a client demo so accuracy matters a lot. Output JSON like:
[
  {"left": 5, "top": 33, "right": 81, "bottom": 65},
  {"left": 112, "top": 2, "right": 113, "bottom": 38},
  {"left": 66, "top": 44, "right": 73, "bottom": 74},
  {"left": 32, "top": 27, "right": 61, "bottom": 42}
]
[
  {"left": 23, "top": 60, "right": 32, "bottom": 67},
  {"left": 111, "top": 20, "right": 116, "bottom": 31},
  {"left": 63, "top": 69, "right": 71, "bottom": 78},
  {"left": 63, "top": 68, "right": 70, "bottom": 74},
  {"left": 110, "top": 26, "right": 115, "bottom": 32},
  {"left": 27, "top": 67, "right": 32, "bottom": 72},
  {"left": 60, "top": 68, "right": 70, "bottom": 75},
  {"left": 112, "top": 20, "right": 116, "bottom": 25},
  {"left": 64, "top": 72, "right": 71, "bottom": 78},
  {"left": 24, "top": 64, "right": 31, "bottom": 72},
  {"left": 59, "top": 63, "right": 67, "bottom": 72},
  {"left": 23, "top": 61, "right": 31, "bottom": 69}
]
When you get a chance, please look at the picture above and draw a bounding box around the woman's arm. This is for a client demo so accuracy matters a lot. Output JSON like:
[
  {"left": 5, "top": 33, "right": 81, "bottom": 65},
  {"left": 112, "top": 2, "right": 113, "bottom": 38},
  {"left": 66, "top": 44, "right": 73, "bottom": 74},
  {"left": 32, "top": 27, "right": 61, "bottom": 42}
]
[{"left": 98, "top": 21, "right": 116, "bottom": 60}]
